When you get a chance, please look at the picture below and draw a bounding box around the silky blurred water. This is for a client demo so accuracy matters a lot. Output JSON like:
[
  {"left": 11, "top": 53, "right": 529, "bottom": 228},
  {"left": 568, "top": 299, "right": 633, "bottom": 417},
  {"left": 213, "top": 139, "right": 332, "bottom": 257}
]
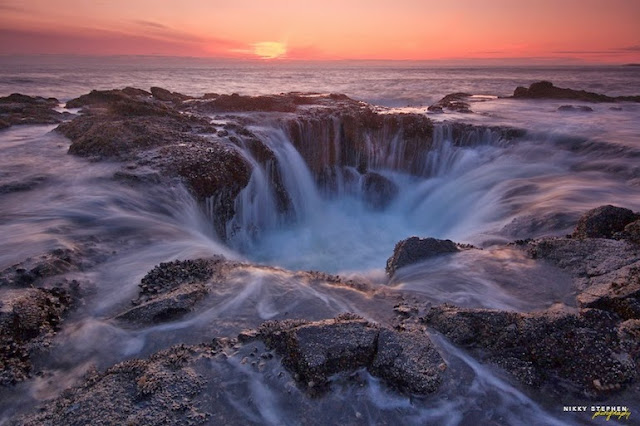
[
  {"left": 1, "top": 57, "right": 639, "bottom": 425},
  {"left": 1, "top": 55, "right": 640, "bottom": 107}
]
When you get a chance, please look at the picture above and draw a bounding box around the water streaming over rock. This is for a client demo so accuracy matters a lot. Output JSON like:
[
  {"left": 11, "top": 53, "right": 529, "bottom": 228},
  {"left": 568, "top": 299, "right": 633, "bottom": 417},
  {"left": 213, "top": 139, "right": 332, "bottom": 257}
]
[{"left": 1, "top": 62, "right": 640, "bottom": 424}]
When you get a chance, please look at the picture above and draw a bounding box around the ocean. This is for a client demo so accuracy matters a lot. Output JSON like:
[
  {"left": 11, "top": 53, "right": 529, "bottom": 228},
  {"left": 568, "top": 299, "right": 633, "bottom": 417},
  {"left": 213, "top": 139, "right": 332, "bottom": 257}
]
[{"left": 1, "top": 56, "right": 639, "bottom": 424}]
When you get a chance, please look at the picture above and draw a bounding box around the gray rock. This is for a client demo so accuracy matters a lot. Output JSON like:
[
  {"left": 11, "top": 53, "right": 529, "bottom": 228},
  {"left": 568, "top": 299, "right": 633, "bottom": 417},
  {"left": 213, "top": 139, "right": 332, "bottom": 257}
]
[
  {"left": 424, "top": 305, "right": 637, "bottom": 397},
  {"left": 371, "top": 329, "right": 444, "bottom": 394},
  {"left": 258, "top": 314, "right": 445, "bottom": 394}
]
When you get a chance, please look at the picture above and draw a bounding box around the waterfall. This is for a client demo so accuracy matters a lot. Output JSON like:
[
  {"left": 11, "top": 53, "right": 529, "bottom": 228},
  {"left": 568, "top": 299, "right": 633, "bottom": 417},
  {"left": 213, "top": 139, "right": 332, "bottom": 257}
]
[{"left": 220, "top": 117, "right": 519, "bottom": 272}]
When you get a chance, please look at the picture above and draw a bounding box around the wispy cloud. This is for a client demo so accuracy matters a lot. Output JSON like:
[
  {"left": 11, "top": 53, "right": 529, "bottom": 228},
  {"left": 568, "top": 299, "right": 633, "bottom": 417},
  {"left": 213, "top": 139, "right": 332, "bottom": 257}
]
[{"left": 132, "top": 20, "right": 169, "bottom": 30}]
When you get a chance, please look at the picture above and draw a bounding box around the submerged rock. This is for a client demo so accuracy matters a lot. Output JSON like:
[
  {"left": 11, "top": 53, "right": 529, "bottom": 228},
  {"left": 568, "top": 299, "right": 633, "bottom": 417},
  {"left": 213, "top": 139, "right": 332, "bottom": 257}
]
[
  {"left": 572, "top": 205, "right": 639, "bottom": 239},
  {"left": 424, "top": 305, "right": 637, "bottom": 397},
  {"left": 258, "top": 314, "right": 444, "bottom": 394},
  {"left": 0, "top": 248, "right": 84, "bottom": 288},
  {"left": 386, "top": 237, "right": 460, "bottom": 276},
  {"left": 361, "top": 172, "right": 398, "bottom": 209},
  {"left": 557, "top": 105, "right": 594, "bottom": 112},
  {"left": 512, "top": 81, "right": 640, "bottom": 102}
]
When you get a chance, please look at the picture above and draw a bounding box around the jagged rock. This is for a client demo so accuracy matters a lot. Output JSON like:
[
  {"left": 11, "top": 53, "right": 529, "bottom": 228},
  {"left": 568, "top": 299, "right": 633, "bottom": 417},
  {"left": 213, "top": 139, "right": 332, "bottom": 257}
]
[
  {"left": 424, "top": 305, "right": 637, "bottom": 397},
  {"left": 258, "top": 314, "right": 444, "bottom": 394},
  {"left": 65, "top": 88, "right": 150, "bottom": 108},
  {"left": 154, "top": 142, "right": 250, "bottom": 238},
  {"left": 428, "top": 93, "right": 472, "bottom": 113},
  {"left": 361, "top": 172, "right": 398, "bottom": 209},
  {"left": 150, "top": 87, "right": 191, "bottom": 103},
  {"left": 15, "top": 345, "right": 210, "bottom": 425},
  {"left": 512, "top": 81, "right": 640, "bottom": 102},
  {"left": 572, "top": 205, "right": 639, "bottom": 239},
  {"left": 0, "top": 288, "right": 72, "bottom": 386},
  {"left": 115, "top": 259, "right": 221, "bottom": 325},
  {"left": 386, "top": 237, "right": 459, "bottom": 275},
  {"left": 115, "top": 284, "right": 209, "bottom": 325},
  {"left": 557, "top": 105, "right": 594, "bottom": 112},
  {"left": 623, "top": 220, "right": 640, "bottom": 244},
  {"left": 56, "top": 89, "right": 252, "bottom": 238},
  {"left": 57, "top": 91, "right": 214, "bottom": 160},
  {"left": 0, "top": 93, "right": 69, "bottom": 128}
]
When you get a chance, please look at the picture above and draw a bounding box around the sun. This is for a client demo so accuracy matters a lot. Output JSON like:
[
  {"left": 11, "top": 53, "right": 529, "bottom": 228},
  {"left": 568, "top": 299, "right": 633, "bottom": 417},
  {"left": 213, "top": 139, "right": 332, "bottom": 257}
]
[{"left": 252, "top": 41, "right": 287, "bottom": 60}]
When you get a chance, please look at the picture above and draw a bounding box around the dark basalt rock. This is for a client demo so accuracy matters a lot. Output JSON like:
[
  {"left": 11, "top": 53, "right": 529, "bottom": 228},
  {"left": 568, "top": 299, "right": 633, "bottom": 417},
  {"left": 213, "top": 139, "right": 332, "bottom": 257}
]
[
  {"left": 65, "top": 88, "right": 150, "bottom": 109},
  {"left": 428, "top": 92, "right": 472, "bottom": 113},
  {"left": 15, "top": 345, "right": 210, "bottom": 425},
  {"left": 572, "top": 205, "right": 639, "bottom": 239},
  {"left": 115, "top": 258, "right": 222, "bottom": 325},
  {"left": 196, "top": 93, "right": 298, "bottom": 113},
  {"left": 512, "top": 81, "right": 640, "bottom": 103},
  {"left": 0, "top": 248, "right": 84, "bottom": 288},
  {"left": 0, "top": 93, "right": 69, "bottom": 128},
  {"left": 557, "top": 105, "right": 594, "bottom": 112},
  {"left": 424, "top": 305, "right": 637, "bottom": 397},
  {"left": 361, "top": 172, "right": 398, "bottom": 209},
  {"left": 56, "top": 102, "right": 211, "bottom": 160},
  {"left": 150, "top": 87, "right": 191, "bottom": 103},
  {"left": 624, "top": 220, "right": 640, "bottom": 244},
  {"left": 370, "top": 328, "right": 444, "bottom": 394},
  {"left": 258, "top": 314, "right": 444, "bottom": 394},
  {"left": 154, "top": 142, "right": 251, "bottom": 238},
  {"left": 0, "top": 288, "right": 72, "bottom": 386},
  {"left": 57, "top": 88, "right": 252, "bottom": 239},
  {"left": 386, "top": 237, "right": 460, "bottom": 276}
]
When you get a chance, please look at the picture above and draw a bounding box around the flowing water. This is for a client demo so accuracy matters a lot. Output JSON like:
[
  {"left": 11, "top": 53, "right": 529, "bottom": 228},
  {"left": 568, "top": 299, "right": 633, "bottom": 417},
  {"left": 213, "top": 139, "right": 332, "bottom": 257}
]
[{"left": 1, "top": 58, "right": 640, "bottom": 424}]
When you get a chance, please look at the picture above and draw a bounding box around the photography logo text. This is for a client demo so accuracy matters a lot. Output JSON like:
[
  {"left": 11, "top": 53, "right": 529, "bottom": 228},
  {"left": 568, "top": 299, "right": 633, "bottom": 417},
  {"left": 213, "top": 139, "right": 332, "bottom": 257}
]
[{"left": 563, "top": 406, "right": 631, "bottom": 421}]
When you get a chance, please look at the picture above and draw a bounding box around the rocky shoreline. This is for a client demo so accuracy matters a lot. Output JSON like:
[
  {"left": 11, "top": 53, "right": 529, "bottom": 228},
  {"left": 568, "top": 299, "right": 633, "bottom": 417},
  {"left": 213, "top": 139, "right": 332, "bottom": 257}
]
[{"left": 1, "top": 83, "right": 640, "bottom": 423}]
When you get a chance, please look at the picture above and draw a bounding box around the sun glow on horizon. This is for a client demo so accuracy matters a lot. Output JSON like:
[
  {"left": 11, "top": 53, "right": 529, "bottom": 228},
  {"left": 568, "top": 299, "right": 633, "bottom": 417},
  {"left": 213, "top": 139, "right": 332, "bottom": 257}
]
[{"left": 252, "top": 41, "right": 287, "bottom": 59}]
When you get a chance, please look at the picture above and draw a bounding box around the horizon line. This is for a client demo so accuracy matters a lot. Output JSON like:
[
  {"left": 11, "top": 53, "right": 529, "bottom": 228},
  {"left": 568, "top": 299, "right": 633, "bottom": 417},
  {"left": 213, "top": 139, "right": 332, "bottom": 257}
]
[{"left": 0, "top": 53, "right": 636, "bottom": 67}]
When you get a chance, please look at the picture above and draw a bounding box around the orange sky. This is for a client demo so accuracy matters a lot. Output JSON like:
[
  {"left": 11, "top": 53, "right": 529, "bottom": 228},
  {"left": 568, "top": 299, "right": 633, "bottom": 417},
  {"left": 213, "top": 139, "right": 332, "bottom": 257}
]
[{"left": 1, "top": 0, "right": 639, "bottom": 63}]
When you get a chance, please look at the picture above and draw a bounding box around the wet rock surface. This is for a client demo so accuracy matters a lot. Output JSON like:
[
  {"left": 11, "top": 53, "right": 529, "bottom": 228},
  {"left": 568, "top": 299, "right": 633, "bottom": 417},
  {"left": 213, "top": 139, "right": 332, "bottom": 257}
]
[
  {"left": 258, "top": 314, "right": 444, "bottom": 394},
  {"left": 0, "top": 248, "right": 85, "bottom": 288},
  {"left": 512, "top": 81, "right": 640, "bottom": 102},
  {"left": 0, "top": 287, "right": 73, "bottom": 386},
  {"left": 115, "top": 258, "right": 222, "bottom": 325},
  {"left": 15, "top": 344, "right": 212, "bottom": 426},
  {"left": 0, "top": 93, "right": 70, "bottom": 128},
  {"left": 428, "top": 92, "right": 473, "bottom": 113},
  {"left": 386, "top": 237, "right": 461, "bottom": 276},
  {"left": 424, "top": 305, "right": 636, "bottom": 397},
  {"left": 361, "top": 172, "right": 398, "bottom": 209},
  {"left": 557, "top": 104, "right": 594, "bottom": 112},
  {"left": 572, "top": 204, "right": 639, "bottom": 239}
]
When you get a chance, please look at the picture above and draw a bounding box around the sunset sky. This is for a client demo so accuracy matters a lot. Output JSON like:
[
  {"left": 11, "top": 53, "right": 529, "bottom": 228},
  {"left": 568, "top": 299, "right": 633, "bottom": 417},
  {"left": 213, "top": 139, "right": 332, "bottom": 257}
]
[{"left": 1, "top": 0, "right": 638, "bottom": 63}]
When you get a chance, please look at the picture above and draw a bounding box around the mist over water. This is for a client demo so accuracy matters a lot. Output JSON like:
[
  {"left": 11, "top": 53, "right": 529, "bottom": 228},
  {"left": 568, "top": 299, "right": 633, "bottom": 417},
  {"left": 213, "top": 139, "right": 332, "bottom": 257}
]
[{"left": 1, "top": 60, "right": 639, "bottom": 424}]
